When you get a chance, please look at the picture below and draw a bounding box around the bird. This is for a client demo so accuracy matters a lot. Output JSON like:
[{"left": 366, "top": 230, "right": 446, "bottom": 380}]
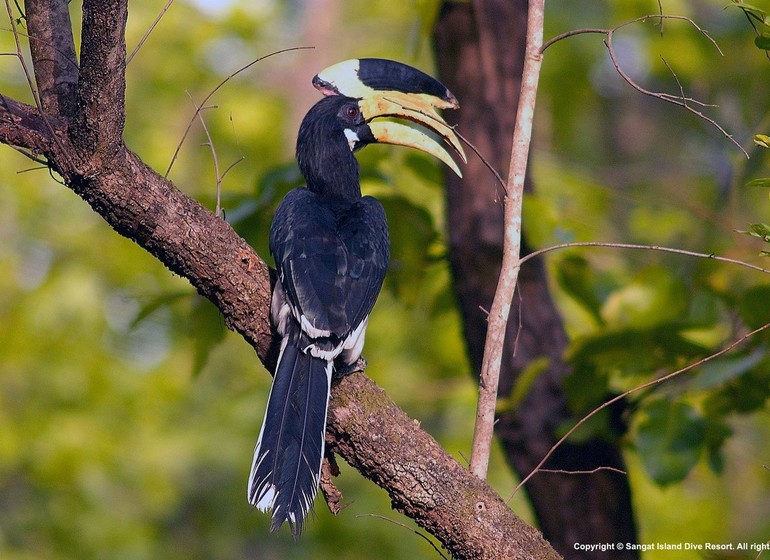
[{"left": 247, "top": 58, "right": 466, "bottom": 538}]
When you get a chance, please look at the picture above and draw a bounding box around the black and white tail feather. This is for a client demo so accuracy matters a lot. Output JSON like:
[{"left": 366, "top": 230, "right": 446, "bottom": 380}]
[
  {"left": 247, "top": 323, "right": 333, "bottom": 537},
  {"left": 247, "top": 277, "right": 370, "bottom": 538}
]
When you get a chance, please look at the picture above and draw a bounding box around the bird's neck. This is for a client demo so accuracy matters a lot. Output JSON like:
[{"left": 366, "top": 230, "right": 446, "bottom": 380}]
[{"left": 304, "top": 152, "right": 362, "bottom": 202}]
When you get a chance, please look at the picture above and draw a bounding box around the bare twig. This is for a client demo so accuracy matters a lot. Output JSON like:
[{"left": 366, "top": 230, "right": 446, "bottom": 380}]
[
  {"left": 10, "top": 144, "right": 48, "bottom": 165},
  {"left": 508, "top": 320, "right": 770, "bottom": 502},
  {"left": 4, "top": 0, "right": 42, "bottom": 111},
  {"left": 503, "top": 240, "right": 770, "bottom": 498},
  {"left": 540, "top": 14, "right": 748, "bottom": 157},
  {"left": 165, "top": 46, "right": 312, "bottom": 178},
  {"left": 319, "top": 455, "right": 343, "bottom": 515},
  {"left": 358, "top": 515, "right": 449, "bottom": 560},
  {"left": 185, "top": 93, "right": 245, "bottom": 218},
  {"left": 519, "top": 240, "right": 770, "bottom": 276},
  {"left": 538, "top": 467, "right": 627, "bottom": 476},
  {"left": 0, "top": 26, "right": 79, "bottom": 73},
  {"left": 127, "top": 0, "right": 175, "bottom": 65},
  {"left": 468, "top": 0, "right": 544, "bottom": 480},
  {"left": 455, "top": 128, "right": 507, "bottom": 194},
  {"left": 192, "top": 103, "right": 222, "bottom": 216},
  {"left": 657, "top": 0, "right": 664, "bottom": 35},
  {"left": 2, "top": 1, "right": 73, "bottom": 167}
]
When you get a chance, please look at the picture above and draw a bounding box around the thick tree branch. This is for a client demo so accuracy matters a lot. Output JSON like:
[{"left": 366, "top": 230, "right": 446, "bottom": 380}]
[
  {"left": 71, "top": 0, "right": 127, "bottom": 157},
  {"left": 25, "top": 0, "right": 78, "bottom": 118},
  {"left": 0, "top": 94, "right": 64, "bottom": 154}
]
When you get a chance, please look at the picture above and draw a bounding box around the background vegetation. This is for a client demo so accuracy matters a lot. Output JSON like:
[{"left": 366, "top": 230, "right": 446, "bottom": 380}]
[{"left": 1, "top": 0, "right": 770, "bottom": 558}]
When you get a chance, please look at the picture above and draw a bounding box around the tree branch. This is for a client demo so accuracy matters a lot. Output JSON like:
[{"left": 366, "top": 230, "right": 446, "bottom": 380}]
[
  {"left": 0, "top": 93, "right": 64, "bottom": 154},
  {"left": 71, "top": 0, "right": 127, "bottom": 157},
  {"left": 25, "top": 0, "right": 78, "bottom": 118},
  {"left": 469, "top": 0, "right": 544, "bottom": 479}
]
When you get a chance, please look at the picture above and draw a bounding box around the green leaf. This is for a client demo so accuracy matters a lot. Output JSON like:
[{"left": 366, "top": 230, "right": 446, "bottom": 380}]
[
  {"left": 131, "top": 291, "right": 190, "bottom": 329},
  {"left": 747, "top": 223, "right": 770, "bottom": 242},
  {"left": 726, "top": 2, "right": 770, "bottom": 25},
  {"left": 600, "top": 266, "right": 688, "bottom": 329},
  {"left": 703, "top": 417, "right": 732, "bottom": 475},
  {"left": 753, "top": 134, "right": 770, "bottom": 148},
  {"left": 738, "top": 284, "right": 770, "bottom": 329},
  {"left": 689, "top": 348, "right": 765, "bottom": 391},
  {"left": 378, "top": 195, "right": 439, "bottom": 304},
  {"left": 568, "top": 328, "right": 706, "bottom": 383},
  {"left": 555, "top": 255, "right": 604, "bottom": 324},
  {"left": 563, "top": 362, "right": 610, "bottom": 413},
  {"left": 635, "top": 400, "right": 705, "bottom": 486},
  {"left": 746, "top": 177, "right": 770, "bottom": 188},
  {"left": 507, "top": 356, "right": 550, "bottom": 410},
  {"left": 188, "top": 295, "right": 227, "bottom": 377},
  {"left": 704, "top": 369, "right": 770, "bottom": 415},
  {"left": 756, "top": 33, "right": 770, "bottom": 50}
]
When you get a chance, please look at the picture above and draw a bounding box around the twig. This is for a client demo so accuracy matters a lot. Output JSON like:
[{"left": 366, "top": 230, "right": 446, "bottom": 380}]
[
  {"left": 455, "top": 128, "right": 507, "bottom": 195},
  {"left": 519, "top": 240, "right": 770, "bottom": 276},
  {"left": 508, "top": 320, "right": 770, "bottom": 502},
  {"left": 4, "top": 0, "right": 41, "bottom": 111},
  {"left": 0, "top": 26, "right": 79, "bottom": 71},
  {"left": 540, "top": 14, "right": 748, "bottom": 158},
  {"left": 468, "top": 0, "right": 544, "bottom": 480},
  {"left": 192, "top": 102, "right": 222, "bottom": 217},
  {"left": 165, "top": 46, "right": 312, "bottom": 178},
  {"left": 185, "top": 93, "right": 245, "bottom": 218},
  {"left": 127, "top": 0, "right": 175, "bottom": 65},
  {"left": 319, "top": 455, "right": 343, "bottom": 515},
  {"left": 538, "top": 466, "right": 627, "bottom": 476},
  {"left": 188, "top": 94, "right": 221, "bottom": 216},
  {"left": 11, "top": 147, "right": 48, "bottom": 166},
  {"left": 358, "top": 514, "right": 449, "bottom": 560}
]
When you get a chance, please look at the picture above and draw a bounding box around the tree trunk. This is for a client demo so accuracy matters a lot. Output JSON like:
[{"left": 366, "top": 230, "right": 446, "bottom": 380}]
[{"left": 433, "top": 2, "right": 639, "bottom": 557}]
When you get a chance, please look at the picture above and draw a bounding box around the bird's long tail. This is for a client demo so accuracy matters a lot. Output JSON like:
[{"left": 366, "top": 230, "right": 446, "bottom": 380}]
[{"left": 247, "top": 334, "right": 332, "bottom": 538}]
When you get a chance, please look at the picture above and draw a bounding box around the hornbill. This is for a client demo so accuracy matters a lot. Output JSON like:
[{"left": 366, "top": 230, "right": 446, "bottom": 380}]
[{"left": 247, "top": 58, "right": 466, "bottom": 537}]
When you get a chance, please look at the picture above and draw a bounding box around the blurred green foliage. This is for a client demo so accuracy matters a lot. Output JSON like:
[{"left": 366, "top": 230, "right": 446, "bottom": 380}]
[{"left": 2, "top": 0, "right": 770, "bottom": 559}]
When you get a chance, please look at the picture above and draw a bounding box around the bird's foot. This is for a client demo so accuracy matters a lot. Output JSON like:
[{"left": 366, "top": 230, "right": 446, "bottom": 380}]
[{"left": 334, "top": 356, "right": 366, "bottom": 378}]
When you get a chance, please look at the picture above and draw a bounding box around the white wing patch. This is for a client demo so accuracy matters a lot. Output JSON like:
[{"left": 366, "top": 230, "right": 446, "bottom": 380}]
[
  {"left": 300, "top": 314, "right": 332, "bottom": 339},
  {"left": 271, "top": 273, "right": 370, "bottom": 364}
]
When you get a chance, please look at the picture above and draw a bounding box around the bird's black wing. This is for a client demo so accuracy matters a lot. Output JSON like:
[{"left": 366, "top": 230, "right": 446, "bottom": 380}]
[{"left": 269, "top": 188, "right": 389, "bottom": 343}]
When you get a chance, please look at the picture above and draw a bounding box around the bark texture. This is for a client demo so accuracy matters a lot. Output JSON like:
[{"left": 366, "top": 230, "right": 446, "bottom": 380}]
[
  {"left": 0, "top": 1, "right": 563, "bottom": 558},
  {"left": 434, "top": 1, "right": 639, "bottom": 558}
]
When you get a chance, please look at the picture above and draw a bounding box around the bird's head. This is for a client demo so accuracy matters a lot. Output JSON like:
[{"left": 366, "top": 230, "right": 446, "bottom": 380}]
[
  {"left": 295, "top": 95, "right": 377, "bottom": 196},
  {"left": 296, "top": 58, "right": 466, "bottom": 192}
]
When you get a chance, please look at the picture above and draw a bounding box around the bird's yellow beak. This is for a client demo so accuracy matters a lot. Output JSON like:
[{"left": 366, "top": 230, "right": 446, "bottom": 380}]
[{"left": 313, "top": 58, "right": 466, "bottom": 177}]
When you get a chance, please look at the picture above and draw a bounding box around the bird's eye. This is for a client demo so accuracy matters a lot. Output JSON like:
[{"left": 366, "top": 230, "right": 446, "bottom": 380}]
[{"left": 345, "top": 105, "right": 359, "bottom": 119}]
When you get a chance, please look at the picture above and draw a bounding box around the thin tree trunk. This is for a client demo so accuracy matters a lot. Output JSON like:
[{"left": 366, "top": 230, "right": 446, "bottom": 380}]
[{"left": 433, "top": 2, "right": 639, "bottom": 557}]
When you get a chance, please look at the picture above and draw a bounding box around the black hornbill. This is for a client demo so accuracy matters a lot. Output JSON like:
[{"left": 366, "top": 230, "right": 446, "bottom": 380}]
[{"left": 247, "top": 58, "right": 466, "bottom": 537}]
